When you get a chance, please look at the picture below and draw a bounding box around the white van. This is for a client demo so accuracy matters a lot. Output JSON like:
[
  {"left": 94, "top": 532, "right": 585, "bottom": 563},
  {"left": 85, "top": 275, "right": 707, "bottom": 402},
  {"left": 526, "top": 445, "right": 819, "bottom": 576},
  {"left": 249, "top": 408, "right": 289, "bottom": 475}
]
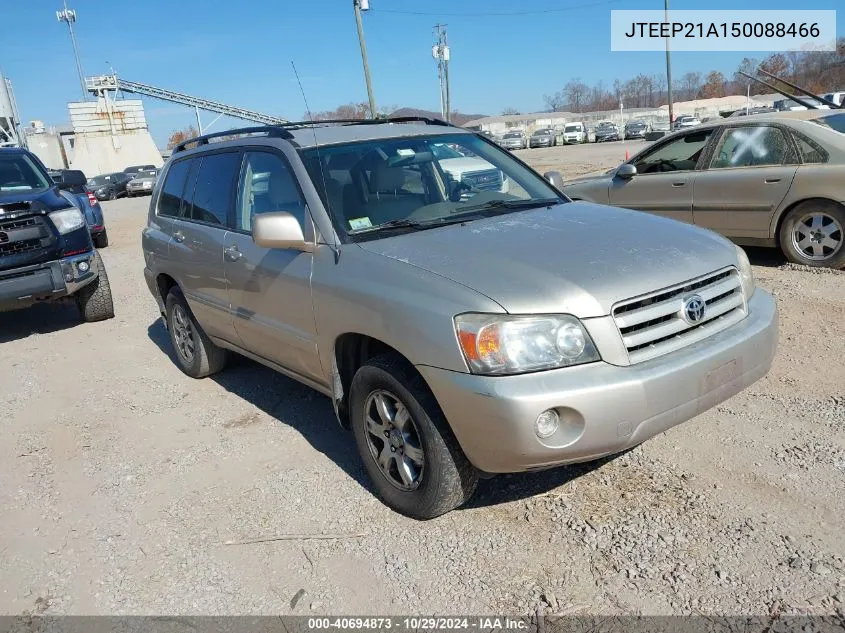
[
  {"left": 823, "top": 91, "right": 845, "bottom": 107},
  {"left": 562, "top": 122, "right": 587, "bottom": 144}
]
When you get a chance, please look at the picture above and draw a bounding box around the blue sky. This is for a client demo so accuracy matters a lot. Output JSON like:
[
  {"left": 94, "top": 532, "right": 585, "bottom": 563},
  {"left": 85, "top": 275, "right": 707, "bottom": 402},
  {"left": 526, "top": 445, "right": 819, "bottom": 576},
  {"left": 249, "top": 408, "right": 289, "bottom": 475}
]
[{"left": 2, "top": 0, "right": 842, "bottom": 147}]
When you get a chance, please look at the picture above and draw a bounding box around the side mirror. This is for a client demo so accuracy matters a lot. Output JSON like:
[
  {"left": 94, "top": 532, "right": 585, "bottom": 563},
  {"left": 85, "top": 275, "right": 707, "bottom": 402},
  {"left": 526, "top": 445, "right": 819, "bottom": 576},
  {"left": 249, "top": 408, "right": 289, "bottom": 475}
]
[
  {"left": 616, "top": 163, "right": 637, "bottom": 180},
  {"left": 252, "top": 212, "right": 310, "bottom": 251},
  {"left": 543, "top": 170, "right": 564, "bottom": 189},
  {"left": 55, "top": 169, "right": 87, "bottom": 190}
]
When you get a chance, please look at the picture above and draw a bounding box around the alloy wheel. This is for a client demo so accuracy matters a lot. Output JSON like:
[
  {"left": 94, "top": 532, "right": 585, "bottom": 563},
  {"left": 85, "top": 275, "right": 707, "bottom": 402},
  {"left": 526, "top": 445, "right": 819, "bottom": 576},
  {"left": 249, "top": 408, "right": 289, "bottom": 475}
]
[
  {"left": 171, "top": 304, "right": 196, "bottom": 364},
  {"left": 363, "top": 389, "right": 425, "bottom": 491},
  {"left": 791, "top": 212, "right": 843, "bottom": 261}
]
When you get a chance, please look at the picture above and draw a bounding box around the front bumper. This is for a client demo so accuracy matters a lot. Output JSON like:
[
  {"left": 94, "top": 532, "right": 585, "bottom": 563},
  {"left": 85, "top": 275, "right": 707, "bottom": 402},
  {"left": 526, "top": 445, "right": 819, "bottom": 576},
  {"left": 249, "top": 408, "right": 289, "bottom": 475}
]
[
  {"left": 419, "top": 290, "right": 778, "bottom": 473},
  {"left": 0, "top": 251, "right": 98, "bottom": 312}
]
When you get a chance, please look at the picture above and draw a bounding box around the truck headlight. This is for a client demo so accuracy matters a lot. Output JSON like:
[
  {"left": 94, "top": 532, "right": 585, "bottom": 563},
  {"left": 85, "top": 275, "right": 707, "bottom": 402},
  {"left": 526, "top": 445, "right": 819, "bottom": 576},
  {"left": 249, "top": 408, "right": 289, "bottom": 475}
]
[
  {"left": 49, "top": 208, "right": 85, "bottom": 234},
  {"left": 734, "top": 244, "right": 755, "bottom": 300},
  {"left": 455, "top": 314, "right": 600, "bottom": 375}
]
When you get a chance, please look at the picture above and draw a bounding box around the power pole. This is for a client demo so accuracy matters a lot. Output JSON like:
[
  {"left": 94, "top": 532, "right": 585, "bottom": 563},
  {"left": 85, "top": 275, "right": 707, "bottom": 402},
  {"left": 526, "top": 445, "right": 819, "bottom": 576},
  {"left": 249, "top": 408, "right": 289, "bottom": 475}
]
[
  {"left": 664, "top": 0, "right": 674, "bottom": 125},
  {"left": 56, "top": 0, "right": 87, "bottom": 101},
  {"left": 353, "top": 0, "right": 377, "bottom": 118},
  {"left": 432, "top": 24, "right": 451, "bottom": 122}
]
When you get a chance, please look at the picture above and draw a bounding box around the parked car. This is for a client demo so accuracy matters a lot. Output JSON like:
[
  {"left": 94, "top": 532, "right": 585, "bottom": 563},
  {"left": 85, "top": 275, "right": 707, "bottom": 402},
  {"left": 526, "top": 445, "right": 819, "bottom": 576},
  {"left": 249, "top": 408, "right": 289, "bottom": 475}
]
[
  {"left": 594, "top": 121, "right": 620, "bottom": 142},
  {"left": 88, "top": 172, "right": 132, "bottom": 201},
  {"left": 729, "top": 107, "right": 775, "bottom": 117},
  {"left": 822, "top": 91, "right": 845, "bottom": 108},
  {"left": 123, "top": 164, "right": 158, "bottom": 176},
  {"left": 49, "top": 169, "right": 109, "bottom": 248},
  {"left": 528, "top": 128, "right": 556, "bottom": 148},
  {"left": 430, "top": 143, "right": 510, "bottom": 196},
  {"left": 673, "top": 116, "right": 701, "bottom": 130},
  {"left": 0, "top": 148, "right": 114, "bottom": 321},
  {"left": 562, "top": 115, "right": 845, "bottom": 268},
  {"left": 143, "top": 119, "right": 777, "bottom": 519},
  {"left": 126, "top": 169, "right": 159, "bottom": 197},
  {"left": 562, "top": 122, "right": 588, "bottom": 144},
  {"left": 499, "top": 131, "right": 527, "bottom": 150},
  {"left": 624, "top": 120, "right": 650, "bottom": 139}
]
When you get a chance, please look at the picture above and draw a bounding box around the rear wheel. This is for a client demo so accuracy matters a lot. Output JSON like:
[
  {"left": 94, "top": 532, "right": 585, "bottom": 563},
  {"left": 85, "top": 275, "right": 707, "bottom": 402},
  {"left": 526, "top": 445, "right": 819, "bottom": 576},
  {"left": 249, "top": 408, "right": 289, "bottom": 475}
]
[
  {"left": 349, "top": 353, "right": 478, "bottom": 519},
  {"left": 779, "top": 201, "right": 845, "bottom": 269},
  {"left": 165, "top": 288, "right": 227, "bottom": 377},
  {"left": 74, "top": 252, "right": 115, "bottom": 322},
  {"left": 94, "top": 230, "right": 109, "bottom": 249}
]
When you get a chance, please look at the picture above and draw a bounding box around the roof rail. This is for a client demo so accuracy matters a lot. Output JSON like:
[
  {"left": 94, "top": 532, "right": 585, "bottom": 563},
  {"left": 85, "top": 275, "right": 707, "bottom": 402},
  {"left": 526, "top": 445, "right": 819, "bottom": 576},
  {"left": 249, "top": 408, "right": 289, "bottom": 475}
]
[
  {"left": 173, "top": 126, "right": 293, "bottom": 153},
  {"left": 172, "top": 116, "right": 457, "bottom": 154}
]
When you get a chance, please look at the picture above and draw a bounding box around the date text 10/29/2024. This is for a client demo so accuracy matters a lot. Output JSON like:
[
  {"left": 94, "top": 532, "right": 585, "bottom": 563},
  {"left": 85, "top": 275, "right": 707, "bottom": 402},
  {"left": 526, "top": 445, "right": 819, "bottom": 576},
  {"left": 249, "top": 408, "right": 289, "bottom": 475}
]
[{"left": 308, "top": 618, "right": 527, "bottom": 631}]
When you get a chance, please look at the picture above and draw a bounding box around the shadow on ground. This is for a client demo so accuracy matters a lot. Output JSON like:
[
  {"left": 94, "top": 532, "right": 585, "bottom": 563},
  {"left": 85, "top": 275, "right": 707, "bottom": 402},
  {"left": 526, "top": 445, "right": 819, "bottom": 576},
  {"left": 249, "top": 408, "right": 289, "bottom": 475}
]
[
  {"left": 0, "top": 301, "right": 81, "bottom": 343},
  {"left": 743, "top": 246, "right": 786, "bottom": 268},
  {"left": 147, "top": 318, "right": 603, "bottom": 511}
]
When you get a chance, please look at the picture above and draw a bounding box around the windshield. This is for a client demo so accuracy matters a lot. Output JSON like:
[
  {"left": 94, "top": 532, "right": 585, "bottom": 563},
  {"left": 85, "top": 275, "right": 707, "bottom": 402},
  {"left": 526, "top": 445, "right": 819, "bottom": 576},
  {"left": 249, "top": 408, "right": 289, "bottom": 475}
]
[
  {"left": 300, "top": 132, "right": 564, "bottom": 241},
  {"left": 564, "top": 125, "right": 580, "bottom": 132},
  {"left": 88, "top": 174, "right": 121, "bottom": 186},
  {"left": 136, "top": 169, "right": 158, "bottom": 179},
  {"left": 627, "top": 121, "right": 645, "bottom": 127},
  {"left": 503, "top": 132, "right": 522, "bottom": 139},
  {"left": 815, "top": 113, "right": 845, "bottom": 134},
  {"left": 597, "top": 123, "right": 614, "bottom": 129},
  {"left": 532, "top": 129, "right": 551, "bottom": 136},
  {"left": 0, "top": 153, "right": 51, "bottom": 193}
]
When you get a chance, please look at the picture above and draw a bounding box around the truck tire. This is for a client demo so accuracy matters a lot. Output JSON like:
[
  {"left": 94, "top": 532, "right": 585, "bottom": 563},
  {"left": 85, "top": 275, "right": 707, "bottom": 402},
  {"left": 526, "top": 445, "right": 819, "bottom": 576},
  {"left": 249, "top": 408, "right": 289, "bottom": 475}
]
[
  {"left": 779, "top": 200, "right": 845, "bottom": 269},
  {"left": 74, "top": 252, "right": 115, "bottom": 322},
  {"left": 349, "top": 353, "right": 478, "bottom": 519},
  {"left": 165, "top": 288, "right": 228, "bottom": 378},
  {"left": 94, "top": 230, "right": 109, "bottom": 249}
]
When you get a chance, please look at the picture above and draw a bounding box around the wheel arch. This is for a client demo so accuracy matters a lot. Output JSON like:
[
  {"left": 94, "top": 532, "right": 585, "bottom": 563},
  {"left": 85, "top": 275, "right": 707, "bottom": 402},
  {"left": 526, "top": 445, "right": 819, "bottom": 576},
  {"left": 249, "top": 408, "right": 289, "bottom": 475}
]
[
  {"left": 773, "top": 197, "right": 845, "bottom": 247},
  {"left": 331, "top": 333, "right": 423, "bottom": 429},
  {"left": 155, "top": 272, "right": 179, "bottom": 306}
]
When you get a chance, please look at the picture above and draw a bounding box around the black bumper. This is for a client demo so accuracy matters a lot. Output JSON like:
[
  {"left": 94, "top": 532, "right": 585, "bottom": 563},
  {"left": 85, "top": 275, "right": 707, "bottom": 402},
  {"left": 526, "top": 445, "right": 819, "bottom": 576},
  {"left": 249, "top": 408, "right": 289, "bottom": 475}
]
[{"left": 0, "top": 252, "right": 98, "bottom": 312}]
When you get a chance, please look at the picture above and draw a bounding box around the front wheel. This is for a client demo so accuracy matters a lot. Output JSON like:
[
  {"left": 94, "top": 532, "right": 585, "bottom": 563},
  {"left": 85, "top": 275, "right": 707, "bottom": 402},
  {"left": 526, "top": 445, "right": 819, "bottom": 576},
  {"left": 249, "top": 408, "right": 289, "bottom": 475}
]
[
  {"left": 74, "top": 252, "right": 115, "bottom": 322},
  {"left": 349, "top": 354, "right": 478, "bottom": 519},
  {"left": 779, "top": 201, "right": 845, "bottom": 269}
]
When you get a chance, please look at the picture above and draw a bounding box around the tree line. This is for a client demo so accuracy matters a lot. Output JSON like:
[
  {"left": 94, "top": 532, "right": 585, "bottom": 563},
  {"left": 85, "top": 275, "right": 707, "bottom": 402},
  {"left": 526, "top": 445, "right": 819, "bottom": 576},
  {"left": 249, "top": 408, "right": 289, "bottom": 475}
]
[{"left": 538, "top": 39, "right": 845, "bottom": 115}]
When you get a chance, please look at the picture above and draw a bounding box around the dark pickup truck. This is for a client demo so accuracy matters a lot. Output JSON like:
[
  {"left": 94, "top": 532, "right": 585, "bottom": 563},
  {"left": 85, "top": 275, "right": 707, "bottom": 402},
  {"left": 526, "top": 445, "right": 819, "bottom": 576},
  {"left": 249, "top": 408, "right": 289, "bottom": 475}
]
[{"left": 0, "top": 147, "right": 114, "bottom": 322}]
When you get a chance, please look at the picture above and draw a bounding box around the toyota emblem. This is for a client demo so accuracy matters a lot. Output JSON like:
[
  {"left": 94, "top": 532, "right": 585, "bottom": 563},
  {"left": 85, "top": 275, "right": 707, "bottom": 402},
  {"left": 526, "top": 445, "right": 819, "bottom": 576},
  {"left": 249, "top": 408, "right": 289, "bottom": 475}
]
[{"left": 682, "top": 295, "right": 706, "bottom": 324}]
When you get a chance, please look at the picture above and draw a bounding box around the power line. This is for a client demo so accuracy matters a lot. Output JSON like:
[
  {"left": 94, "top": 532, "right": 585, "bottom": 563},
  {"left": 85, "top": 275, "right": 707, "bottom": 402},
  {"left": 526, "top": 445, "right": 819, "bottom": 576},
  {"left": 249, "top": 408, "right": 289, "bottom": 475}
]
[{"left": 374, "top": 0, "right": 627, "bottom": 18}]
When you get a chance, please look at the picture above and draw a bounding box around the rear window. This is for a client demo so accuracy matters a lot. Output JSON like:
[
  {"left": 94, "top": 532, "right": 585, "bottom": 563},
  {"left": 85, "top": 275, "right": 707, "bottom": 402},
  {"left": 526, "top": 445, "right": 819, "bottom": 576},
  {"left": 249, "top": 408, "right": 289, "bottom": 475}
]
[
  {"left": 188, "top": 152, "right": 240, "bottom": 226},
  {"left": 815, "top": 113, "right": 845, "bottom": 134},
  {"left": 158, "top": 159, "right": 191, "bottom": 217}
]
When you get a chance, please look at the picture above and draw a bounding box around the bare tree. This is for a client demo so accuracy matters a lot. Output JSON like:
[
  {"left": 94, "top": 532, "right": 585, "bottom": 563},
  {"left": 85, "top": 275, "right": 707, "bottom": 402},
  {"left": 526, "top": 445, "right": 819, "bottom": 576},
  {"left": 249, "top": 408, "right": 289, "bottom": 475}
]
[
  {"left": 501, "top": 107, "right": 521, "bottom": 115},
  {"left": 167, "top": 125, "right": 200, "bottom": 149},
  {"left": 543, "top": 90, "right": 567, "bottom": 112},
  {"left": 564, "top": 79, "right": 590, "bottom": 112},
  {"left": 680, "top": 71, "right": 703, "bottom": 101},
  {"left": 699, "top": 71, "right": 728, "bottom": 98}
]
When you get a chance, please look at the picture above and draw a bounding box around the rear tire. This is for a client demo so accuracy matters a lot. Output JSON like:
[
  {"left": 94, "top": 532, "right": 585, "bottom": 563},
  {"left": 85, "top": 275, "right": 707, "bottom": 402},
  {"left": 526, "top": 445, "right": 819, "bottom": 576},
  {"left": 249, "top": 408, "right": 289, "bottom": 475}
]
[
  {"left": 165, "top": 288, "right": 227, "bottom": 378},
  {"left": 779, "top": 201, "right": 845, "bottom": 269},
  {"left": 75, "top": 252, "right": 115, "bottom": 322},
  {"left": 94, "top": 230, "right": 109, "bottom": 249},
  {"left": 349, "top": 353, "right": 478, "bottom": 519}
]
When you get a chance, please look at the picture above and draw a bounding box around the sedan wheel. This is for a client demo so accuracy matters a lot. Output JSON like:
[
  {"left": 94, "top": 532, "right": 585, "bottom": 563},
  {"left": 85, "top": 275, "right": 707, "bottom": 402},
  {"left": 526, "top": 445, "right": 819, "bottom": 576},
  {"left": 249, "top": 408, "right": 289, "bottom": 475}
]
[{"left": 780, "top": 201, "right": 845, "bottom": 269}]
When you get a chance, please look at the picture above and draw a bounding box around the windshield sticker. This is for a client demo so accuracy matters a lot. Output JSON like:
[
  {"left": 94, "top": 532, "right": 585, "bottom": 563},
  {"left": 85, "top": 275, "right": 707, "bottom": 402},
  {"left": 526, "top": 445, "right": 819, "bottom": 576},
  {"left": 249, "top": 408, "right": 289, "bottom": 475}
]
[{"left": 348, "top": 217, "right": 373, "bottom": 230}]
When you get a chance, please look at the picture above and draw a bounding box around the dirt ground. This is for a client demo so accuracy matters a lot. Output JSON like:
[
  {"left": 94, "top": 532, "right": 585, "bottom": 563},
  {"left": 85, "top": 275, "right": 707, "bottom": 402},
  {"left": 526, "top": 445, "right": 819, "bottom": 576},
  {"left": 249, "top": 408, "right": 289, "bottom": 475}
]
[{"left": 1, "top": 142, "right": 843, "bottom": 616}]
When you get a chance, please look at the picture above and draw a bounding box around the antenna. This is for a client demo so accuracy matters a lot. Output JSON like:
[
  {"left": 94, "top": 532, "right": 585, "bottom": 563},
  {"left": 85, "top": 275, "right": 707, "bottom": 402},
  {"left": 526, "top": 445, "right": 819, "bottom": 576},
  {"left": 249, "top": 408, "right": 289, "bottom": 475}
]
[{"left": 291, "top": 61, "right": 340, "bottom": 259}]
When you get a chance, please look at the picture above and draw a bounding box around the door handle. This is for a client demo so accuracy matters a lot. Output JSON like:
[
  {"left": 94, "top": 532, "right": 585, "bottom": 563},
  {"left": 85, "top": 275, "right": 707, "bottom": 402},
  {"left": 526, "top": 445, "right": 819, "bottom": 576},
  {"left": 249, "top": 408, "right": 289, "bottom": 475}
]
[
  {"left": 672, "top": 181, "right": 687, "bottom": 187},
  {"left": 764, "top": 178, "right": 781, "bottom": 183},
  {"left": 173, "top": 231, "right": 185, "bottom": 243},
  {"left": 224, "top": 245, "right": 242, "bottom": 262}
]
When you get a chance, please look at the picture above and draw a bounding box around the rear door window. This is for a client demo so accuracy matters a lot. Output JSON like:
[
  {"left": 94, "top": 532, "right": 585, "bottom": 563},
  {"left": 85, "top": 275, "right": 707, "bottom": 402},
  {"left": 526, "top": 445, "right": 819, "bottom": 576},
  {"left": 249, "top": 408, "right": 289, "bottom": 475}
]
[
  {"left": 709, "top": 126, "right": 795, "bottom": 169},
  {"left": 189, "top": 152, "right": 241, "bottom": 226},
  {"left": 158, "top": 159, "right": 191, "bottom": 217}
]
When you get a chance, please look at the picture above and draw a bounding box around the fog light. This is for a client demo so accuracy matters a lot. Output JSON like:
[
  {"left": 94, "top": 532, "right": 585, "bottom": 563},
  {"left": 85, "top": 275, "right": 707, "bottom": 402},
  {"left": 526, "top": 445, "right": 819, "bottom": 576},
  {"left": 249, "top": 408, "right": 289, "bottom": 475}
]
[
  {"left": 77, "top": 261, "right": 90, "bottom": 273},
  {"left": 535, "top": 409, "right": 559, "bottom": 439}
]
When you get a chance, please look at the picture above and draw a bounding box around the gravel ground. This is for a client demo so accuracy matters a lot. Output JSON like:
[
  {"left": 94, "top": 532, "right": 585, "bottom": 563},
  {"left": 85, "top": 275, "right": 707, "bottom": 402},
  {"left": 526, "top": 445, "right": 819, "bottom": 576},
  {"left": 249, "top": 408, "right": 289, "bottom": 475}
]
[{"left": 1, "top": 143, "right": 843, "bottom": 616}]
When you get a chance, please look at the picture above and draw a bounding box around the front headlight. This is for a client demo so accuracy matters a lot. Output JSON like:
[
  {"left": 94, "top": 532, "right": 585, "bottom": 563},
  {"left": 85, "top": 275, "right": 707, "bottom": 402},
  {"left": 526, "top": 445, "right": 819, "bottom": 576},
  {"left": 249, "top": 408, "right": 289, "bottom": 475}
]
[
  {"left": 49, "top": 208, "right": 85, "bottom": 234},
  {"left": 454, "top": 313, "right": 600, "bottom": 375},
  {"left": 734, "top": 244, "right": 755, "bottom": 300}
]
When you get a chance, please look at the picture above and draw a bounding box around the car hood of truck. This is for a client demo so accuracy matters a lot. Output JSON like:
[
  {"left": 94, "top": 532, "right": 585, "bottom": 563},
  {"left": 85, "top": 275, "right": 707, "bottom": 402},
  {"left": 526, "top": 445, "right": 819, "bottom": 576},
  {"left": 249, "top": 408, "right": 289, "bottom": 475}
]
[
  {"left": 357, "top": 202, "right": 738, "bottom": 318},
  {"left": 0, "top": 187, "right": 75, "bottom": 214}
]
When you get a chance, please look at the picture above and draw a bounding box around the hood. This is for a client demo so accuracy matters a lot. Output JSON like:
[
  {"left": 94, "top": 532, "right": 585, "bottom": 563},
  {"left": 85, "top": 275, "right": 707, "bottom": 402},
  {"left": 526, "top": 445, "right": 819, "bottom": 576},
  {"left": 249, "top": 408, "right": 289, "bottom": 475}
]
[
  {"left": 0, "top": 187, "right": 75, "bottom": 215},
  {"left": 356, "top": 202, "right": 737, "bottom": 318}
]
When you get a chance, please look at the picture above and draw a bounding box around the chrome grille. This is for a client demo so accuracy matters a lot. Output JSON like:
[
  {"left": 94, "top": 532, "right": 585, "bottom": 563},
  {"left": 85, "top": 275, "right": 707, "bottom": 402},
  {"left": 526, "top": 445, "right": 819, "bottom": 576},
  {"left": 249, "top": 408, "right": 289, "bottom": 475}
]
[
  {"left": 612, "top": 268, "right": 746, "bottom": 364},
  {"left": 462, "top": 169, "right": 503, "bottom": 191}
]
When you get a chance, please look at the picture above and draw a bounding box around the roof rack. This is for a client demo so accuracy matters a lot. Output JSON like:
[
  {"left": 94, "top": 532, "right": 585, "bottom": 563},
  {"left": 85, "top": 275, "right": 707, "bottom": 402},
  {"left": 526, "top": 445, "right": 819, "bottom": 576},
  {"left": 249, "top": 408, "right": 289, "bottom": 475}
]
[{"left": 172, "top": 116, "right": 456, "bottom": 154}]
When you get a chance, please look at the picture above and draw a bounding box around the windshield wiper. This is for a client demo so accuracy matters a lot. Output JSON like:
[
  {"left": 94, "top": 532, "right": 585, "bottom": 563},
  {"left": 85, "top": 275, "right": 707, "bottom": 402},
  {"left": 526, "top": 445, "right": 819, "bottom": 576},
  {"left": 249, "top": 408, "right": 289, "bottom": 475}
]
[
  {"left": 456, "top": 197, "right": 561, "bottom": 214},
  {"left": 348, "top": 218, "right": 426, "bottom": 235}
]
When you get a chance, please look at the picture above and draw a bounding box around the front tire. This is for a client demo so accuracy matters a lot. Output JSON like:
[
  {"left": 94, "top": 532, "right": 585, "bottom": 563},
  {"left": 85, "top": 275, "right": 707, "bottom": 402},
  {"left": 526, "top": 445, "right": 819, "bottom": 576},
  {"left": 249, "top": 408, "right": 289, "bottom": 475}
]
[
  {"left": 779, "top": 201, "right": 845, "bottom": 269},
  {"left": 349, "top": 353, "right": 478, "bottom": 519},
  {"left": 108, "top": 190, "right": 116, "bottom": 201},
  {"left": 75, "top": 252, "right": 115, "bottom": 322},
  {"left": 165, "top": 288, "right": 228, "bottom": 378}
]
